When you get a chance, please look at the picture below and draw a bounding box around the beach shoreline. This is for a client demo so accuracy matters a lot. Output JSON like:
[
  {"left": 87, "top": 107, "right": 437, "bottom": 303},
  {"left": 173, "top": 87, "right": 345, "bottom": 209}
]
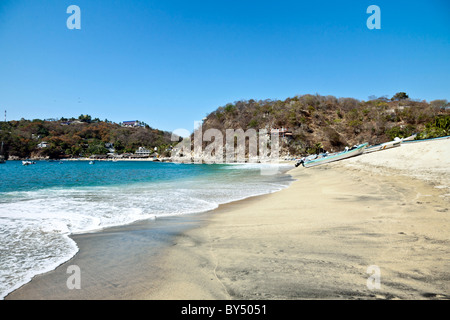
[
  {"left": 146, "top": 159, "right": 449, "bottom": 299},
  {"left": 3, "top": 164, "right": 294, "bottom": 300},
  {"left": 5, "top": 139, "right": 450, "bottom": 300}
]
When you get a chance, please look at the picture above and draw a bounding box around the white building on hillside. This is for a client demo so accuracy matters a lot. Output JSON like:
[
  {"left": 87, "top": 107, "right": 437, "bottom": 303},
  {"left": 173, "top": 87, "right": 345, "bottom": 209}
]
[
  {"left": 122, "top": 121, "right": 142, "bottom": 127},
  {"left": 135, "top": 147, "right": 152, "bottom": 156},
  {"left": 37, "top": 142, "right": 49, "bottom": 149}
]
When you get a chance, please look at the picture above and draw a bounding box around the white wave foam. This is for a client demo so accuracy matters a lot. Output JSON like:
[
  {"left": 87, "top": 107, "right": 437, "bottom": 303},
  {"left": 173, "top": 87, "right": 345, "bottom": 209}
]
[{"left": 0, "top": 169, "right": 292, "bottom": 299}]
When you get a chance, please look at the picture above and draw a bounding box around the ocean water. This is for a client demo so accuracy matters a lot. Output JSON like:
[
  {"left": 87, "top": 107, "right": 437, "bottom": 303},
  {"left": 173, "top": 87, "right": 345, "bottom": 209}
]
[{"left": 0, "top": 160, "right": 293, "bottom": 299}]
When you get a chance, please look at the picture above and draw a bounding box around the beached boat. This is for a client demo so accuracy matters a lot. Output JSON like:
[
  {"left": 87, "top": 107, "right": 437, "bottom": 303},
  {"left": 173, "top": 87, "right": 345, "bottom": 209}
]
[
  {"left": 295, "top": 154, "right": 319, "bottom": 167},
  {"left": 402, "top": 134, "right": 450, "bottom": 144},
  {"left": 300, "top": 143, "right": 368, "bottom": 168},
  {"left": 402, "top": 134, "right": 417, "bottom": 142},
  {"left": 364, "top": 134, "right": 417, "bottom": 154},
  {"left": 364, "top": 138, "right": 402, "bottom": 154}
]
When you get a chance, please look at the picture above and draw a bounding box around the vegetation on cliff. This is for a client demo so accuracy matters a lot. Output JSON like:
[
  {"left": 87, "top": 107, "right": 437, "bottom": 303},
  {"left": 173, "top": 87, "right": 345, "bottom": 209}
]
[{"left": 200, "top": 93, "right": 449, "bottom": 156}]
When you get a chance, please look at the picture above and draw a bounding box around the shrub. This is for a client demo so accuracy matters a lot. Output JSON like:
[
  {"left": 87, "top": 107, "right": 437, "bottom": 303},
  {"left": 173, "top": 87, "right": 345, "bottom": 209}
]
[
  {"left": 417, "top": 115, "right": 450, "bottom": 139},
  {"left": 248, "top": 119, "right": 258, "bottom": 128},
  {"left": 385, "top": 125, "right": 415, "bottom": 140},
  {"left": 307, "top": 142, "right": 324, "bottom": 155},
  {"left": 224, "top": 104, "right": 236, "bottom": 113}
]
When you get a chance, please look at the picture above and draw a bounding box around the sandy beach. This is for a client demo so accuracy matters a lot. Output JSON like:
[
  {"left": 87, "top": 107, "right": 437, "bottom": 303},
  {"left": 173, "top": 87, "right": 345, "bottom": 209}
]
[{"left": 6, "top": 139, "right": 450, "bottom": 300}]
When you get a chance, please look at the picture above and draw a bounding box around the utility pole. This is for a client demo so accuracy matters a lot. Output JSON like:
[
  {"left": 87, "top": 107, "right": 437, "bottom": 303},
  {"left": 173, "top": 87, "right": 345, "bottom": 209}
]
[{"left": 4, "top": 110, "right": 6, "bottom": 122}]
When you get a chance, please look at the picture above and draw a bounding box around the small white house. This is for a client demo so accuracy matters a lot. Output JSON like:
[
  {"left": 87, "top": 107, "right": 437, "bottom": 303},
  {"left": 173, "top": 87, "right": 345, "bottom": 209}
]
[
  {"left": 122, "top": 121, "right": 141, "bottom": 127},
  {"left": 37, "top": 142, "right": 49, "bottom": 149},
  {"left": 135, "top": 147, "right": 152, "bottom": 156}
]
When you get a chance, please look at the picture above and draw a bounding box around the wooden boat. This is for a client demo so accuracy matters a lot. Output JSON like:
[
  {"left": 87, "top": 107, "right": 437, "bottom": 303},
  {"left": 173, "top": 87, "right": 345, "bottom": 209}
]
[{"left": 301, "top": 143, "right": 368, "bottom": 168}]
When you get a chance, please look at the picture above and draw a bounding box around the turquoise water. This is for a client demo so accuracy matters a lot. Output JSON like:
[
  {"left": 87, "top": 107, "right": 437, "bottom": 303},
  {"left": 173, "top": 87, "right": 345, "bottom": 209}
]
[
  {"left": 0, "top": 160, "right": 293, "bottom": 298},
  {"left": 0, "top": 161, "right": 217, "bottom": 193}
]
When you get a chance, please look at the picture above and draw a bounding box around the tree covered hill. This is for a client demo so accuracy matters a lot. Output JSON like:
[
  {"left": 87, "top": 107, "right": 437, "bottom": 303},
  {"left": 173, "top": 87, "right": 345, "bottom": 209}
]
[
  {"left": 1, "top": 93, "right": 449, "bottom": 160},
  {"left": 200, "top": 93, "right": 449, "bottom": 156},
  {"left": 0, "top": 116, "right": 174, "bottom": 159}
]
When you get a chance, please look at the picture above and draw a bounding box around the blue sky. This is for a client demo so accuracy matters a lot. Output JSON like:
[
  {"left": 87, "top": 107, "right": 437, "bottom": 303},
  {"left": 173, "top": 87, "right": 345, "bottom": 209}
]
[{"left": 0, "top": 0, "right": 449, "bottom": 132}]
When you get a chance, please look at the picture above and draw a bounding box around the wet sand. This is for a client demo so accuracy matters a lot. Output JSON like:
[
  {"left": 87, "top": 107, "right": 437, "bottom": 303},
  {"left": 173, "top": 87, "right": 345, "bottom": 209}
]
[
  {"left": 6, "top": 139, "right": 450, "bottom": 300},
  {"left": 5, "top": 215, "right": 208, "bottom": 300}
]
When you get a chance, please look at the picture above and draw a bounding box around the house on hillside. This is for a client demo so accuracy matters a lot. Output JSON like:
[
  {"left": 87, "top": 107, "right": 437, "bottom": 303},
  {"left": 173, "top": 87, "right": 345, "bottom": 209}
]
[
  {"left": 270, "top": 127, "right": 293, "bottom": 144},
  {"left": 135, "top": 147, "right": 152, "bottom": 157},
  {"left": 271, "top": 127, "right": 293, "bottom": 138},
  {"left": 122, "top": 120, "right": 142, "bottom": 127},
  {"left": 37, "top": 141, "right": 49, "bottom": 149}
]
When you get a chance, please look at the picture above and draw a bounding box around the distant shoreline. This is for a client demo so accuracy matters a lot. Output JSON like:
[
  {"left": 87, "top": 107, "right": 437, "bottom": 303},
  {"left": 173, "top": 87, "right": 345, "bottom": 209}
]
[
  {"left": 64, "top": 157, "right": 170, "bottom": 162},
  {"left": 6, "top": 157, "right": 169, "bottom": 162},
  {"left": 5, "top": 135, "right": 449, "bottom": 163},
  {"left": 6, "top": 157, "right": 297, "bottom": 165}
]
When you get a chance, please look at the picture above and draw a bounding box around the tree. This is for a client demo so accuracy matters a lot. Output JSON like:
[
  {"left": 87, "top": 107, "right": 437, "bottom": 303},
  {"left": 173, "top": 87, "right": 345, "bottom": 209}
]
[
  {"left": 86, "top": 141, "right": 108, "bottom": 155},
  {"left": 392, "top": 92, "right": 409, "bottom": 101},
  {"left": 114, "top": 140, "right": 125, "bottom": 153},
  {"left": 430, "top": 99, "right": 448, "bottom": 110},
  {"left": 78, "top": 114, "right": 92, "bottom": 123}
]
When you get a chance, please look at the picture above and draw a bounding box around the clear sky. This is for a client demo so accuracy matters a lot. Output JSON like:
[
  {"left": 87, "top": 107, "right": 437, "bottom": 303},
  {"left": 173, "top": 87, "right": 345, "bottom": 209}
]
[{"left": 0, "top": 0, "right": 449, "bottom": 132}]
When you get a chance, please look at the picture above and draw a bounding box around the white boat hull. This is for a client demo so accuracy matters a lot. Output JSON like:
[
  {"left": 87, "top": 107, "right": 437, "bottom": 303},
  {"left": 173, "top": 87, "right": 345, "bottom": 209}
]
[
  {"left": 364, "top": 140, "right": 402, "bottom": 154},
  {"left": 303, "top": 143, "right": 368, "bottom": 168},
  {"left": 401, "top": 134, "right": 417, "bottom": 141}
]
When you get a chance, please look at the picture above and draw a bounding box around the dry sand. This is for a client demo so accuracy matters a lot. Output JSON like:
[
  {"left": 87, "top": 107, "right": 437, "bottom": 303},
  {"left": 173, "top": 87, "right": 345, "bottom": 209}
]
[
  {"left": 6, "top": 139, "right": 450, "bottom": 300},
  {"left": 146, "top": 138, "right": 450, "bottom": 300}
]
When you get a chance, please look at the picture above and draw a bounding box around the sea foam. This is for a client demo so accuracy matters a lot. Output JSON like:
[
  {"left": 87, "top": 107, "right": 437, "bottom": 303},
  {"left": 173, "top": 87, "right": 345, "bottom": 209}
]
[{"left": 0, "top": 161, "right": 293, "bottom": 299}]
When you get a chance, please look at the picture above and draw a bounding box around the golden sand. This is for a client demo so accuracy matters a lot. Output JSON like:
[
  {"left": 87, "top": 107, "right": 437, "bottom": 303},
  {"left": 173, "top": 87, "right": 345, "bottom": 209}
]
[
  {"left": 146, "top": 139, "right": 450, "bottom": 299},
  {"left": 7, "top": 139, "right": 449, "bottom": 300}
]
